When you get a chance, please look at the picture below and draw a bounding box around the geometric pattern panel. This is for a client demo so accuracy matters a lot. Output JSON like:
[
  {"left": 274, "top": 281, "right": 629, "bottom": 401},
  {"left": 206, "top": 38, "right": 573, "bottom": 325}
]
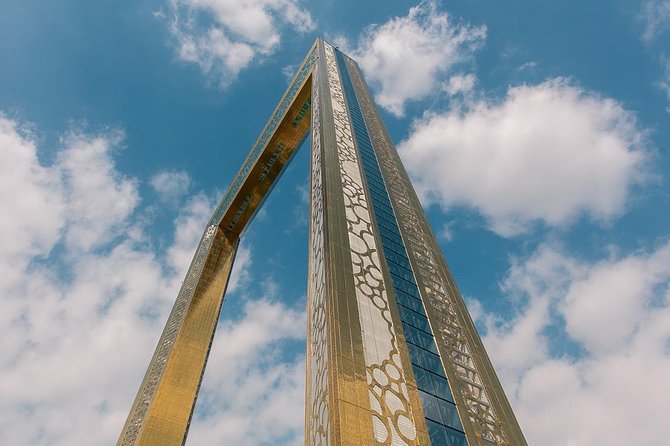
[{"left": 116, "top": 38, "right": 527, "bottom": 446}]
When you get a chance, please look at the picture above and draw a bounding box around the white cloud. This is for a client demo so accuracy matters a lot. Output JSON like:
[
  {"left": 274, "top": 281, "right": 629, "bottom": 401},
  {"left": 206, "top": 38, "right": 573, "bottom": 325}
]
[
  {"left": 150, "top": 169, "right": 191, "bottom": 203},
  {"left": 281, "top": 63, "right": 298, "bottom": 81},
  {"left": 0, "top": 114, "right": 303, "bottom": 445},
  {"left": 518, "top": 61, "right": 538, "bottom": 72},
  {"left": 0, "top": 115, "right": 64, "bottom": 277},
  {"left": 165, "top": 191, "right": 216, "bottom": 273},
  {"left": 442, "top": 73, "right": 476, "bottom": 97},
  {"left": 398, "top": 78, "right": 650, "bottom": 236},
  {"left": 437, "top": 221, "right": 454, "bottom": 242},
  {"left": 0, "top": 117, "right": 170, "bottom": 445},
  {"left": 58, "top": 131, "right": 139, "bottom": 252},
  {"left": 658, "top": 57, "right": 670, "bottom": 113},
  {"left": 344, "top": 0, "right": 486, "bottom": 116},
  {"left": 167, "top": 0, "right": 314, "bottom": 87},
  {"left": 477, "top": 242, "right": 670, "bottom": 445},
  {"left": 188, "top": 297, "right": 305, "bottom": 445},
  {"left": 640, "top": 0, "right": 670, "bottom": 42}
]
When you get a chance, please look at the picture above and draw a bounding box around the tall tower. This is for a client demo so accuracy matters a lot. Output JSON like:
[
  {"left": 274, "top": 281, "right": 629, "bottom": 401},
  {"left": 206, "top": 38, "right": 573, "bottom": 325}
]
[{"left": 117, "top": 39, "right": 526, "bottom": 446}]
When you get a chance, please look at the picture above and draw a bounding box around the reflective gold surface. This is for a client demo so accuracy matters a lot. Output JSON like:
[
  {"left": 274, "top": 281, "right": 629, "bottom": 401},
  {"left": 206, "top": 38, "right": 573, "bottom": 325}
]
[
  {"left": 345, "top": 54, "right": 527, "bottom": 445},
  {"left": 117, "top": 227, "right": 237, "bottom": 445},
  {"left": 119, "top": 37, "right": 526, "bottom": 446},
  {"left": 118, "top": 42, "right": 317, "bottom": 446},
  {"left": 136, "top": 229, "right": 236, "bottom": 445}
]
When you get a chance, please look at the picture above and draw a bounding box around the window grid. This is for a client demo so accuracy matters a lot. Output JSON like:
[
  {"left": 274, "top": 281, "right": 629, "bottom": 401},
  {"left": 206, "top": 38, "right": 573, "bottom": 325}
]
[{"left": 335, "top": 49, "right": 465, "bottom": 445}]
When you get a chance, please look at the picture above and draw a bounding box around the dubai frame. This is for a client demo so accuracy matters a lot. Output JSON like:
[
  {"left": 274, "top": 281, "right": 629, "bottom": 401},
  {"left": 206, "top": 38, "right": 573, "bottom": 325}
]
[{"left": 117, "top": 39, "right": 526, "bottom": 446}]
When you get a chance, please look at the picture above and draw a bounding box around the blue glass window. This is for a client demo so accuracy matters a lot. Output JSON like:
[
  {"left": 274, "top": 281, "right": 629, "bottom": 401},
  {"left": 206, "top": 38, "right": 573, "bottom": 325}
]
[
  {"left": 446, "top": 428, "right": 467, "bottom": 446},
  {"left": 395, "top": 292, "right": 425, "bottom": 315},
  {"left": 335, "top": 48, "right": 464, "bottom": 438},
  {"left": 402, "top": 322, "right": 439, "bottom": 354},
  {"left": 427, "top": 420, "right": 448, "bottom": 446}
]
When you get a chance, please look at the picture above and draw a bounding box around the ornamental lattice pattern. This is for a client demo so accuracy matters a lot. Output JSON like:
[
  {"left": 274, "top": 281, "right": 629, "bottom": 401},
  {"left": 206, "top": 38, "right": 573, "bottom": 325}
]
[
  {"left": 119, "top": 225, "right": 217, "bottom": 446},
  {"left": 324, "top": 43, "right": 418, "bottom": 445},
  {"left": 306, "top": 65, "right": 330, "bottom": 446},
  {"left": 118, "top": 38, "right": 525, "bottom": 446},
  {"left": 346, "top": 59, "right": 510, "bottom": 445}
]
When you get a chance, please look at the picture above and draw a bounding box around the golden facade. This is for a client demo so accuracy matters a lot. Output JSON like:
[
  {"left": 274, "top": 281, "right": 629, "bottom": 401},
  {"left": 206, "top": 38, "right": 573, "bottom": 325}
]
[{"left": 117, "top": 39, "right": 526, "bottom": 446}]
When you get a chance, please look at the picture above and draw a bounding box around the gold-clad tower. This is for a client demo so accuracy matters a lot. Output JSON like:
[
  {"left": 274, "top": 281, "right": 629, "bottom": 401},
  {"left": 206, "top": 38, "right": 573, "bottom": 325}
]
[{"left": 117, "top": 39, "right": 526, "bottom": 446}]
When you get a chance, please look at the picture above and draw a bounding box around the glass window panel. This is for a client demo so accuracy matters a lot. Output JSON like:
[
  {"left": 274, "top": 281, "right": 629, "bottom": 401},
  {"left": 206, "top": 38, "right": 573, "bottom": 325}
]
[
  {"left": 437, "top": 399, "right": 463, "bottom": 431},
  {"left": 408, "top": 344, "right": 445, "bottom": 377},
  {"left": 426, "top": 420, "right": 448, "bottom": 446},
  {"left": 379, "top": 226, "right": 393, "bottom": 240},
  {"left": 397, "top": 293, "right": 425, "bottom": 315},
  {"left": 370, "top": 180, "right": 385, "bottom": 191},
  {"left": 374, "top": 198, "right": 392, "bottom": 210},
  {"left": 376, "top": 210, "right": 396, "bottom": 224},
  {"left": 412, "top": 366, "right": 435, "bottom": 394},
  {"left": 366, "top": 172, "right": 382, "bottom": 182},
  {"left": 384, "top": 248, "right": 410, "bottom": 265},
  {"left": 382, "top": 237, "right": 405, "bottom": 257},
  {"left": 368, "top": 179, "right": 385, "bottom": 190},
  {"left": 378, "top": 217, "right": 399, "bottom": 233},
  {"left": 407, "top": 341, "right": 425, "bottom": 366},
  {"left": 373, "top": 196, "right": 391, "bottom": 209},
  {"left": 392, "top": 276, "right": 420, "bottom": 297},
  {"left": 408, "top": 344, "right": 446, "bottom": 377},
  {"left": 402, "top": 324, "right": 421, "bottom": 345},
  {"left": 388, "top": 256, "right": 412, "bottom": 272},
  {"left": 396, "top": 290, "right": 421, "bottom": 305},
  {"left": 367, "top": 174, "right": 384, "bottom": 185},
  {"left": 369, "top": 189, "right": 386, "bottom": 199},
  {"left": 430, "top": 374, "right": 454, "bottom": 403},
  {"left": 405, "top": 326, "right": 438, "bottom": 354},
  {"left": 399, "top": 309, "right": 430, "bottom": 333},
  {"left": 418, "top": 391, "right": 441, "bottom": 423},
  {"left": 421, "top": 350, "right": 445, "bottom": 377},
  {"left": 446, "top": 427, "right": 467, "bottom": 446},
  {"left": 384, "top": 225, "right": 400, "bottom": 240},
  {"left": 388, "top": 264, "right": 414, "bottom": 283},
  {"left": 376, "top": 217, "right": 391, "bottom": 230}
]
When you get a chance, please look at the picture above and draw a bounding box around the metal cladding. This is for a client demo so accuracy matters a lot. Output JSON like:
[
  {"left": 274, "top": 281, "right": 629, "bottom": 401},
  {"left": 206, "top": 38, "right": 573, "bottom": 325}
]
[{"left": 117, "top": 38, "right": 527, "bottom": 446}]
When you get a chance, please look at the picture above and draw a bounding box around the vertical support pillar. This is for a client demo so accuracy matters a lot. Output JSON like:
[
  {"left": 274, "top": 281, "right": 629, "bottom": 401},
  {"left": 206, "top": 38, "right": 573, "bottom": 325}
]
[
  {"left": 307, "top": 38, "right": 426, "bottom": 446},
  {"left": 345, "top": 56, "right": 527, "bottom": 445},
  {"left": 117, "top": 227, "right": 238, "bottom": 446}
]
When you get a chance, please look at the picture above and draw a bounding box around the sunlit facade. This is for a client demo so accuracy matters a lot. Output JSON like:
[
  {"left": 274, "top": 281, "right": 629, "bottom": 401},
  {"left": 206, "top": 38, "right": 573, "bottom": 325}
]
[{"left": 117, "top": 38, "right": 526, "bottom": 446}]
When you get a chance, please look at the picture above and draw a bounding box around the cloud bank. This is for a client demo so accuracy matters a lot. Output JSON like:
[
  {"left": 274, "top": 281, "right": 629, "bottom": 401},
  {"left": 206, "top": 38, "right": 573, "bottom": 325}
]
[
  {"left": 0, "top": 114, "right": 304, "bottom": 445},
  {"left": 477, "top": 242, "right": 670, "bottom": 445},
  {"left": 398, "top": 79, "right": 650, "bottom": 236},
  {"left": 167, "top": 0, "right": 315, "bottom": 87},
  {"left": 343, "top": 0, "right": 485, "bottom": 116}
]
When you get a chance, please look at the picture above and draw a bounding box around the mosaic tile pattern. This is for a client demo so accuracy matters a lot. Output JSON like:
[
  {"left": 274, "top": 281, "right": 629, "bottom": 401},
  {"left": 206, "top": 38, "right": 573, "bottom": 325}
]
[{"left": 324, "top": 42, "right": 417, "bottom": 445}]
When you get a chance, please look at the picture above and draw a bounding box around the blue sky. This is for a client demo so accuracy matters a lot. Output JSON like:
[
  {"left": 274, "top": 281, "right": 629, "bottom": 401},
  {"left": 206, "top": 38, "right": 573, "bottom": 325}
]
[{"left": 1, "top": 0, "right": 669, "bottom": 444}]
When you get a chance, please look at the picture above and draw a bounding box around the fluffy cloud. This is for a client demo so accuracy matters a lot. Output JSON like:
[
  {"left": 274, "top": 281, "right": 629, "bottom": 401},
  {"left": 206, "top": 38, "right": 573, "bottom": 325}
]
[
  {"left": 58, "top": 131, "right": 140, "bottom": 252},
  {"left": 442, "top": 73, "right": 476, "bottom": 97},
  {"left": 0, "top": 115, "right": 303, "bottom": 445},
  {"left": 150, "top": 169, "right": 191, "bottom": 204},
  {"left": 477, "top": 242, "right": 670, "bottom": 445},
  {"left": 167, "top": 0, "right": 314, "bottom": 87},
  {"left": 188, "top": 297, "right": 305, "bottom": 445},
  {"left": 344, "top": 0, "right": 486, "bottom": 116},
  {"left": 659, "top": 58, "right": 670, "bottom": 113},
  {"left": 640, "top": 0, "right": 670, "bottom": 42},
  {"left": 399, "top": 78, "right": 650, "bottom": 236},
  {"left": 0, "top": 116, "right": 64, "bottom": 277}
]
